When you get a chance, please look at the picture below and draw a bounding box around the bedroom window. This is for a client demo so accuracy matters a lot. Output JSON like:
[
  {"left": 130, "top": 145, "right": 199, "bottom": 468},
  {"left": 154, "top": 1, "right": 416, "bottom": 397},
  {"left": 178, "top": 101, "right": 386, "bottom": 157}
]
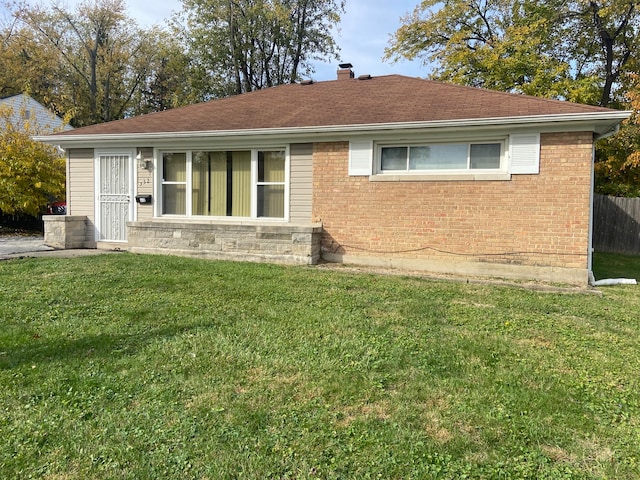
[
  {"left": 379, "top": 142, "right": 503, "bottom": 172},
  {"left": 160, "top": 149, "right": 287, "bottom": 219}
]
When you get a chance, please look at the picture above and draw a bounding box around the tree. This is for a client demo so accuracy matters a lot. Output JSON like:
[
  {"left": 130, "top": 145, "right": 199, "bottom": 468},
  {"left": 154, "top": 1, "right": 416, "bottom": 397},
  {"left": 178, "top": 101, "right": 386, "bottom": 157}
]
[
  {"left": 577, "top": 1, "right": 639, "bottom": 108},
  {"left": 595, "top": 75, "right": 640, "bottom": 196},
  {"left": 175, "top": 0, "right": 345, "bottom": 99},
  {"left": 133, "top": 29, "right": 196, "bottom": 113},
  {"left": 16, "top": 0, "right": 149, "bottom": 126},
  {"left": 0, "top": 105, "right": 66, "bottom": 217},
  {"left": 9, "top": 0, "right": 184, "bottom": 126},
  {"left": 385, "top": 0, "right": 640, "bottom": 108},
  {"left": 0, "top": 9, "right": 63, "bottom": 110}
]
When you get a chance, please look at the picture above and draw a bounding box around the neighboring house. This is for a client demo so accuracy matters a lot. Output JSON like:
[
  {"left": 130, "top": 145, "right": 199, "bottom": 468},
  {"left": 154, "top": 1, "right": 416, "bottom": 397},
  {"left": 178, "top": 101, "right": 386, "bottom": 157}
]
[
  {"left": 0, "top": 94, "right": 72, "bottom": 134},
  {"left": 37, "top": 65, "right": 630, "bottom": 286}
]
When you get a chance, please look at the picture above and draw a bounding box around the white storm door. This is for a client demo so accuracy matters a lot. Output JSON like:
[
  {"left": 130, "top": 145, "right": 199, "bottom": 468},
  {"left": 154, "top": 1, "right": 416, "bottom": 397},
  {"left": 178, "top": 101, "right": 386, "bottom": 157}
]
[{"left": 97, "top": 152, "right": 133, "bottom": 242}]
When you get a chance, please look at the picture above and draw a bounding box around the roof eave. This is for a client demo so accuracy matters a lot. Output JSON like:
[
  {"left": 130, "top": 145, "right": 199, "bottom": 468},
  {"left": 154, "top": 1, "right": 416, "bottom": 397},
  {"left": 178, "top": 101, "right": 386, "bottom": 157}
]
[{"left": 35, "top": 111, "right": 632, "bottom": 147}]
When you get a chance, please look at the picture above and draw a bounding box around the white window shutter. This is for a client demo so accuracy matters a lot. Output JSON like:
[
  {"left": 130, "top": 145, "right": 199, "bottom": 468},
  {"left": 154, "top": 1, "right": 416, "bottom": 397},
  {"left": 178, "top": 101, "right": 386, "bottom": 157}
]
[
  {"left": 510, "top": 134, "right": 540, "bottom": 174},
  {"left": 348, "top": 140, "right": 373, "bottom": 176}
]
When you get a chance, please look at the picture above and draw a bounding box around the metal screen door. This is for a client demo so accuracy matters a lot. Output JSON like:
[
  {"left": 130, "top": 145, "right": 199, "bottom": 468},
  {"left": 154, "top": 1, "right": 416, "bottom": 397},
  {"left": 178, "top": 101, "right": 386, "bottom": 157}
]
[{"left": 98, "top": 153, "right": 132, "bottom": 242}]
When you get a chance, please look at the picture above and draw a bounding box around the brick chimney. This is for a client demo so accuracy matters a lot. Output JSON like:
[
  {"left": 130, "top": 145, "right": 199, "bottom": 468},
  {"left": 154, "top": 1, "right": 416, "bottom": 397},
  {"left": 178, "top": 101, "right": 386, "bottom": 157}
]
[{"left": 337, "top": 63, "right": 354, "bottom": 81}]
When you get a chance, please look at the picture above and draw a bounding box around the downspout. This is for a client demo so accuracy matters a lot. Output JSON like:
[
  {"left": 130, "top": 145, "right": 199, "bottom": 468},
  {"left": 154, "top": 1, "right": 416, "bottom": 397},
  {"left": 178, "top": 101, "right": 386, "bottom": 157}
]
[
  {"left": 589, "top": 124, "right": 621, "bottom": 284},
  {"left": 588, "top": 140, "right": 596, "bottom": 284}
]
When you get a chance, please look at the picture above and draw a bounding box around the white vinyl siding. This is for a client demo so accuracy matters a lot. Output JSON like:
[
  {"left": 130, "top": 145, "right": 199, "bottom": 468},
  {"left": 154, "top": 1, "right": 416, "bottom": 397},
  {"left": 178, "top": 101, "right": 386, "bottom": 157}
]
[
  {"left": 67, "top": 148, "right": 95, "bottom": 245},
  {"left": 289, "top": 143, "right": 313, "bottom": 223},
  {"left": 0, "top": 94, "right": 72, "bottom": 133},
  {"left": 136, "top": 147, "right": 154, "bottom": 222}
]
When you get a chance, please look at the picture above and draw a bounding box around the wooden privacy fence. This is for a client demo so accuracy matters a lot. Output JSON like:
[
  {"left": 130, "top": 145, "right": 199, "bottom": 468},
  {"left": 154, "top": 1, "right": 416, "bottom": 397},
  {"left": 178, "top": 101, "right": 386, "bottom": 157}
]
[{"left": 593, "top": 194, "right": 640, "bottom": 255}]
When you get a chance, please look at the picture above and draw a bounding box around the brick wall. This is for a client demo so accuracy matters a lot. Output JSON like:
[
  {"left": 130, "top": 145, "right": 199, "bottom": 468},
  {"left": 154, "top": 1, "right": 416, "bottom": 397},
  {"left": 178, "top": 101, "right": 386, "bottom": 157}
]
[{"left": 312, "top": 133, "right": 593, "bottom": 281}]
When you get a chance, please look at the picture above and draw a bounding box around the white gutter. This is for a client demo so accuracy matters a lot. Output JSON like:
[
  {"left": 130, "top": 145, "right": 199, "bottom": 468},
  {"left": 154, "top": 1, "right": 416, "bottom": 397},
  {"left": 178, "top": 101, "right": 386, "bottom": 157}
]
[{"left": 35, "top": 111, "right": 632, "bottom": 145}]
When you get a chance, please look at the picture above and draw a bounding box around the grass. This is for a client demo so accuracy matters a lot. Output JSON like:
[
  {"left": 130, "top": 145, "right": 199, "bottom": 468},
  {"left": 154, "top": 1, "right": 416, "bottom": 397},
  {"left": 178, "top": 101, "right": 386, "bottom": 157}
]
[
  {"left": 592, "top": 251, "right": 640, "bottom": 280},
  {"left": 1, "top": 253, "right": 639, "bottom": 479}
]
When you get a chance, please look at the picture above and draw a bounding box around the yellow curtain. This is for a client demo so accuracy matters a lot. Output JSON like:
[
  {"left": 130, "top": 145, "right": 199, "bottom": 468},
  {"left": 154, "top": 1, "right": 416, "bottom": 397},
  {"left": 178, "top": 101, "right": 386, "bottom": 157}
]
[
  {"left": 262, "top": 151, "right": 285, "bottom": 182},
  {"left": 191, "top": 152, "right": 228, "bottom": 216},
  {"left": 209, "top": 152, "right": 227, "bottom": 216},
  {"left": 232, "top": 151, "right": 251, "bottom": 217},
  {"left": 261, "top": 185, "right": 285, "bottom": 218},
  {"left": 163, "top": 153, "right": 186, "bottom": 181},
  {"left": 191, "top": 152, "right": 207, "bottom": 215}
]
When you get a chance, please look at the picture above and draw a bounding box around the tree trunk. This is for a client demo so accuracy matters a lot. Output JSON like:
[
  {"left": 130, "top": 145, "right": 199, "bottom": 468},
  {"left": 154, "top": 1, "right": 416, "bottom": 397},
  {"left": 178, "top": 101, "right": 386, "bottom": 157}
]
[{"left": 228, "top": 1, "right": 243, "bottom": 95}]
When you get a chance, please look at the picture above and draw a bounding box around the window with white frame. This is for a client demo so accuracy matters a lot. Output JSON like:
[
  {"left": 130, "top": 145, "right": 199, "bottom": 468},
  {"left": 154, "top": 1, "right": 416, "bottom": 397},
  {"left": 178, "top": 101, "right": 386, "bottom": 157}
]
[
  {"left": 378, "top": 141, "right": 504, "bottom": 173},
  {"left": 162, "top": 152, "right": 187, "bottom": 215},
  {"left": 160, "top": 149, "right": 287, "bottom": 219}
]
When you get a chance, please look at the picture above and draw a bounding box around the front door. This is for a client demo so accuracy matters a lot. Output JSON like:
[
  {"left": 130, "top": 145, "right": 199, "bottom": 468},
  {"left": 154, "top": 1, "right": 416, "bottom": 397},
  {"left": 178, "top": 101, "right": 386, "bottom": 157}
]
[{"left": 97, "top": 152, "right": 133, "bottom": 242}]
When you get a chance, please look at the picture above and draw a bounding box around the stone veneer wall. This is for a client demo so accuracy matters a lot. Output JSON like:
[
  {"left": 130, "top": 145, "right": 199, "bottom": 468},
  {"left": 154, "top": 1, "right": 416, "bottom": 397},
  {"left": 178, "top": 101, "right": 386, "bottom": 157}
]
[
  {"left": 43, "top": 215, "right": 88, "bottom": 249},
  {"left": 127, "top": 221, "right": 322, "bottom": 265}
]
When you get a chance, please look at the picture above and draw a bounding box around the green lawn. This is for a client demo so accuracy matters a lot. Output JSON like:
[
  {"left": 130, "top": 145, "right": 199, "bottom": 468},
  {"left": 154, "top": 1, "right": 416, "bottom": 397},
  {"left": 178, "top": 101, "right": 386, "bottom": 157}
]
[
  {"left": 593, "top": 251, "right": 640, "bottom": 281},
  {"left": 1, "top": 253, "right": 639, "bottom": 479}
]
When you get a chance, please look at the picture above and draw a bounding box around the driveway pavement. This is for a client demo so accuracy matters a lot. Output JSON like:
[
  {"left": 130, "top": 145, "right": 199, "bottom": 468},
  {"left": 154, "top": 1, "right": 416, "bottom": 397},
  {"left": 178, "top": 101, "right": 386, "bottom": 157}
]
[
  {"left": 0, "top": 234, "right": 53, "bottom": 256},
  {"left": 0, "top": 233, "right": 114, "bottom": 260}
]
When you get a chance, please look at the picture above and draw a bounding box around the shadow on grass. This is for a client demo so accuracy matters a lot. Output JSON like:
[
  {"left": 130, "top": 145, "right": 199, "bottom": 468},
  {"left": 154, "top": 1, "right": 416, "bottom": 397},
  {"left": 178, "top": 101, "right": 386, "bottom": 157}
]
[
  {"left": 0, "top": 324, "right": 200, "bottom": 370},
  {"left": 592, "top": 251, "right": 640, "bottom": 280}
]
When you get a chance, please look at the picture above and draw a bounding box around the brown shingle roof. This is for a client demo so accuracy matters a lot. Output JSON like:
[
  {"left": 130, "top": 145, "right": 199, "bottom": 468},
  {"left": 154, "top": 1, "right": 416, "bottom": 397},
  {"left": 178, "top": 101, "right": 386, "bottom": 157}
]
[{"left": 56, "top": 75, "right": 617, "bottom": 136}]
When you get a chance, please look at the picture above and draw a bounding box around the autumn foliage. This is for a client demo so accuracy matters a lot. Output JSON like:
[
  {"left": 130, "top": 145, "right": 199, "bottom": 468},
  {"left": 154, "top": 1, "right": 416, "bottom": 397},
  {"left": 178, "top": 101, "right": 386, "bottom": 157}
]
[
  {"left": 596, "top": 76, "right": 640, "bottom": 196},
  {"left": 0, "top": 106, "right": 66, "bottom": 217}
]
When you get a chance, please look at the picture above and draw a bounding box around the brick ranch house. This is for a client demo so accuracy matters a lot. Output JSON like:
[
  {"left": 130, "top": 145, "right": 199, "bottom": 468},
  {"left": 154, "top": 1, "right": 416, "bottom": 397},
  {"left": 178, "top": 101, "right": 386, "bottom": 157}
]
[{"left": 38, "top": 65, "right": 630, "bottom": 286}]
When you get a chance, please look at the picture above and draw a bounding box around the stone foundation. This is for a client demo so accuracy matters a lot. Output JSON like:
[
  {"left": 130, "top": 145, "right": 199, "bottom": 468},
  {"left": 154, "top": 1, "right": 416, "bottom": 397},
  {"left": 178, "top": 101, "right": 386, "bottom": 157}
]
[
  {"left": 127, "top": 221, "right": 322, "bottom": 265},
  {"left": 43, "top": 215, "right": 88, "bottom": 249}
]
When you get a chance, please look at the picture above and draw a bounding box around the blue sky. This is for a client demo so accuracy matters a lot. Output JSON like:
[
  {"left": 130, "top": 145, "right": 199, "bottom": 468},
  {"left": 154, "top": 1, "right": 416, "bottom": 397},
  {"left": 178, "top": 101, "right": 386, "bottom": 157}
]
[
  {"left": 309, "top": 0, "right": 429, "bottom": 80},
  {"left": 130, "top": 0, "right": 429, "bottom": 80},
  {"left": 3, "top": 0, "right": 430, "bottom": 80}
]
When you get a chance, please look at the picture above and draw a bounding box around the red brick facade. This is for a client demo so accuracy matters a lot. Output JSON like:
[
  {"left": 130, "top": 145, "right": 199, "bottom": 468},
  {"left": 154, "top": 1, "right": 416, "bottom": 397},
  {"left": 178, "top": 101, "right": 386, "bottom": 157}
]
[{"left": 312, "top": 132, "right": 593, "bottom": 278}]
